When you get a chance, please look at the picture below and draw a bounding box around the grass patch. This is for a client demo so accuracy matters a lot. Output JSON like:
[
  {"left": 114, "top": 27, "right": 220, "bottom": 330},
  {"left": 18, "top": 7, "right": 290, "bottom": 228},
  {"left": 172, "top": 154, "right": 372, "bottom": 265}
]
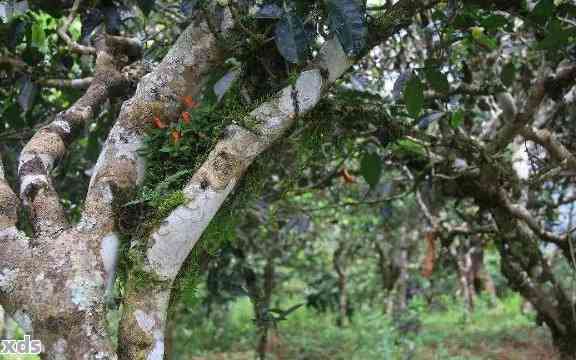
[{"left": 177, "top": 294, "right": 558, "bottom": 360}]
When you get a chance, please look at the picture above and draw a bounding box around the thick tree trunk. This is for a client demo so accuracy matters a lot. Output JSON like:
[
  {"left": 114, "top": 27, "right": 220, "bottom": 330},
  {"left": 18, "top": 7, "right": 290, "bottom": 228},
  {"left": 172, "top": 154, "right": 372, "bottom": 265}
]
[
  {"left": 333, "top": 244, "right": 349, "bottom": 327},
  {"left": 256, "top": 256, "right": 276, "bottom": 360},
  {"left": 460, "top": 166, "right": 576, "bottom": 358},
  {"left": 388, "top": 227, "right": 410, "bottom": 316},
  {"left": 472, "top": 246, "right": 497, "bottom": 303},
  {"left": 374, "top": 241, "right": 400, "bottom": 313},
  {"left": 457, "top": 248, "right": 476, "bottom": 313}
]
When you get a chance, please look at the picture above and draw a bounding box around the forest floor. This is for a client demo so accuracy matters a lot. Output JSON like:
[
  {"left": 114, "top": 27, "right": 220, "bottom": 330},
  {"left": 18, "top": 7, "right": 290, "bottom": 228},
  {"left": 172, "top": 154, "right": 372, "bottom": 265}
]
[
  {"left": 184, "top": 295, "right": 559, "bottom": 360},
  {"left": 416, "top": 311, "right": 557, "bottom": 359}
]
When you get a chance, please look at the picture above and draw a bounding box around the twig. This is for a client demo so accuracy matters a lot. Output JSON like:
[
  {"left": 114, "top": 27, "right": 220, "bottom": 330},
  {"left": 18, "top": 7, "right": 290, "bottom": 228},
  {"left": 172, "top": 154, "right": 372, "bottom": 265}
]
[
  {"left": 297, "top": 192, "right": 410, "bottom": 213},
  {"left": 38, "top": 77, "right": 93, "bottom": 89},
  {"left": 57, "top": 0, "right": 96, "bottom": 55}
]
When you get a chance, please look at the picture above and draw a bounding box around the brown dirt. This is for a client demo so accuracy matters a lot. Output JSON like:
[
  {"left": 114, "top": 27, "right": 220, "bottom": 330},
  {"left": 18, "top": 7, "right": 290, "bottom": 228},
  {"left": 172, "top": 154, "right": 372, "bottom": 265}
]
[{"left": 420, "top": 328, "right": 559, "bottom": 360}]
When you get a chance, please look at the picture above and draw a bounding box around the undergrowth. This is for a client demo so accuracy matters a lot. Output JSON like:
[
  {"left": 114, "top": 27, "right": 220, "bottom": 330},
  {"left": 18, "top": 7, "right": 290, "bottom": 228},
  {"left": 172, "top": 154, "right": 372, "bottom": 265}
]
[{"left": 171, "top": 294, "right": 555, "bottom": 360}]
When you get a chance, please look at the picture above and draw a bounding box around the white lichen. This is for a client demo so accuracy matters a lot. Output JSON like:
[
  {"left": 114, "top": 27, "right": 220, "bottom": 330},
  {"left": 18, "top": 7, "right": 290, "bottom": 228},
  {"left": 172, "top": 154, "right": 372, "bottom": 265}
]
[
  {"left": 101, "top": 232, "right": 119, "bottom": 299},
  {"left": 146, "top": 184, "right": 234, "bottom": 280},
  {"left": 69, "top": 274, "right": 104, "bottom": 311},
  {"left": 134, "top": 309, "right": 156, "bottom": 333},
  {"left": 12, "top": 310, "right": 33, "bottom": 334},
  {"left": 0, "top": 268, "right": 17, "bottom": 293}
]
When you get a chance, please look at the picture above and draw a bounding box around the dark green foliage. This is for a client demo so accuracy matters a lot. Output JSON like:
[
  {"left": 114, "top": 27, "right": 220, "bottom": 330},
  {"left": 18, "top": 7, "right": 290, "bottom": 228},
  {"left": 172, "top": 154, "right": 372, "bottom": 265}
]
[
  {"left": 404, "top": 75, "right": 424, "bottom": 118},
  {"left": 274, "top": 8, "right": 309, "bottom": 64},
  {"left": 500, "top": 62, "right": 516, "bottom": 88},
  {"left": 480, "top": 14, "right": 508, "bottom": 32},
  {"left": 538, "top": 18, "right": 574, "bottom": 51},
  {"left": 531, "top": 0, "right": 555, "bottom": 24},
  {"left": 136, "top": 0, "right": 155, "bottom": 16},
  {"left": 425, "top": 67, "right": 450, "bottom": 94},
  {"left": 360, "top": 151, "right": 382, "bottom": 188},
  {"left": 326, "top": 0, "right": 367, "bottom": 57}
]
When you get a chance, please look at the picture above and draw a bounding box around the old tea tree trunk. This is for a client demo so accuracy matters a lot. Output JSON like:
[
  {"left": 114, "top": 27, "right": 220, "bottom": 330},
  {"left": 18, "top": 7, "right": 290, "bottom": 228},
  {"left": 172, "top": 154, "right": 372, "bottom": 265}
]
[{"left": 0, "top": 1, "right": 436, "bottom": 358}]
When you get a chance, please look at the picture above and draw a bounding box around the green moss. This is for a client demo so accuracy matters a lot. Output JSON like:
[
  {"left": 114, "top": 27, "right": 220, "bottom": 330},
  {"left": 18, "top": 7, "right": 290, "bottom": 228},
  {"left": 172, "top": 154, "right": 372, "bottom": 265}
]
[
  {"left": 113, "top": 68, "right": 265, "bottom": 297},
  {"left": 129, "top": 266, "right": 170, "bottom": 291},
  {"left": 172, "top": 163, "right": 265, "bottom": 306},
  {"left": 156, "top": 191, "right": 186, "bottom": 219}
]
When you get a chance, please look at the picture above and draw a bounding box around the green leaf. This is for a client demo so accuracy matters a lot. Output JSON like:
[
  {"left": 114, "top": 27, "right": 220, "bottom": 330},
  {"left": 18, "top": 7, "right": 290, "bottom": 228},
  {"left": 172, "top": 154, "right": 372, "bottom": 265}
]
[
  {"left": 360, "top": 152, "right": 383, "bottom": 188},
  {"left": 475, "top": 33, "right": 498, "bottom": 50},
  {"left": 538, "top": 19, "right": 573, "bottom": 50},
  {"left": 531, "top": 0, "right": 555, "bottom": 24},
  {"left": 404, "top": 76, "right": 424, "bottom": 117},
  {"left": 481, "top": 14, "right": 508, "bottom": 32},
  {"left": 31, "top": 18, "right": 46, "bottom": 52},
  {"left": 450, "top": 110, "right": 464, "bottom": 128},
  {"left": 425, "top": 68, "right": 450, "bottom": 94},
  {"left": 326, "top": 0, "right": 367, "bottom": 57},
  {"left": 275, "top": 10, "right": 309, "bottom": 64},
  {"left": 392, "top": 139, "right": 425, "bottom": 157},
  {"left": 137, "top": 0, "right": 156, "bottom": 16},
  {"left": 501, "top": 62, "right": 516, "bottom": 87}
]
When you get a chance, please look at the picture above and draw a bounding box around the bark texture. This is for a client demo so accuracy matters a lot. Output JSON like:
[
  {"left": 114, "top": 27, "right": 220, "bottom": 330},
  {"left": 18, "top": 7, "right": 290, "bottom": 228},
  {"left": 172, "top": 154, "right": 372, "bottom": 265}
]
[
  {"left": 0, "top": 1, "right": 448, "bottom": 357},
  {"left": 1, "top": 34, "right": 141, "bottom": 359}
]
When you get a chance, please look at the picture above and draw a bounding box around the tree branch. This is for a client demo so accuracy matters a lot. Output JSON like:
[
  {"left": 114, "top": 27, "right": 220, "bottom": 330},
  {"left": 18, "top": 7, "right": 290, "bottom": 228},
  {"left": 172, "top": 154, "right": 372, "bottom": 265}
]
[
  {"left": 522, "top": 127, "right": 576, "bottom": 174},
  {"left": 85, "top": 14, "right": 234, "bottom": 358},
  {"left": 0, "top": 153, "right": 32, "bottom": 324},
  {"left": 57, "top": 0, "right": 96, "bottom": 55},
  {"left": 488, "top": 63, "right": 576, "bottom": 153},
  {"left": 18, "top": 35, "right": 140, "bottom": 238},
  {"left": 38, "top": 77, "right": 93, "bottom": 89}
]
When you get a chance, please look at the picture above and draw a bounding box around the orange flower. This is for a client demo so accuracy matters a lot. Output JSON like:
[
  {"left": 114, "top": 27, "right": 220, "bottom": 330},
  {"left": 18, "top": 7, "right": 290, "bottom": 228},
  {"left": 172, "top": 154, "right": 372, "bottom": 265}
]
[
  {"left": 153, "top": 116, "right": 167, "bottom": 129},
  {"left": 181, "top": 111, "right": 191, "bottom": 124},
  {"left": 182, "top": 96, "right": 199, "bottom": 108},
  {"left": 171, "top": 130, "right": 182, "bottom": 143},
  {"left": 340, "top": 168, "right": 356, "bottom": 184}
]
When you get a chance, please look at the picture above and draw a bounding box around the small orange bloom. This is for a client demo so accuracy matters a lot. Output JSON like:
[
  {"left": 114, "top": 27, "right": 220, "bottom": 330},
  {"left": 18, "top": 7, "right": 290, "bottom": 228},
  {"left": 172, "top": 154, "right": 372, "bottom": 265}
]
[
  {"left": 153, "top": 116, "right": 167, "bottom": 129},
  {"left": 340, "top": 168, "right": 356, "bottom": 184},
  {"left": 182, "top": 96, "right": 199, "bottom": 108},
  {"left": 181, "top": 111, "right": 191, "bottom": 124},
  {"left": 171, "top": 130, "right": 182, "bottom": 143}
]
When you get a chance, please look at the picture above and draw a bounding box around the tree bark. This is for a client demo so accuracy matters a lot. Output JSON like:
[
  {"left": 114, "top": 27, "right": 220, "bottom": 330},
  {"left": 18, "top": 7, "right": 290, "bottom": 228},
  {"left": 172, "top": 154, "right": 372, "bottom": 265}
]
[
  {"left": 388, "top": 227, "right": 410, "bottom": 316},
  {"left": 333, "top": 244, "right": 349, "bottom": 327},
  {"left": 0, "top": 1, "right": 449, "bottom": 357},
  {"left": 256, "top": 256, "right": 276, "bottom": 360}
]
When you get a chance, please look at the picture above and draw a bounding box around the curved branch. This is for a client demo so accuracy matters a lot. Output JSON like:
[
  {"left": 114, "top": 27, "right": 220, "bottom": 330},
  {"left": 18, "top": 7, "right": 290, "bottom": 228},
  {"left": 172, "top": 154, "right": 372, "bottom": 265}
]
[
  {"left": 57, "top": 0, "right": 96, "bottom": 55},
  {"left": 522, "top": 127, "right": 576, "bottom": 173},
  {"left": 488, "top": 63, "right": 576, "bottom": 153},
  {"left": 85, "top": 15, "right": 233, "bottom": 358},
  {"left": 0, "top": 154, "right": 32, "bottom": 313},
  {"left": 18, "top": 35, "right": 140, "bottom": 238}
]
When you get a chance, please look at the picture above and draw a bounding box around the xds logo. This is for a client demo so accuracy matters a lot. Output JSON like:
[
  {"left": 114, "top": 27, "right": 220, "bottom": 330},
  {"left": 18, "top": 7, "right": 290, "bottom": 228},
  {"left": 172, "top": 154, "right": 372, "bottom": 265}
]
[{"left": 0, "top": 335, "right": 42, "bottom": 355}]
